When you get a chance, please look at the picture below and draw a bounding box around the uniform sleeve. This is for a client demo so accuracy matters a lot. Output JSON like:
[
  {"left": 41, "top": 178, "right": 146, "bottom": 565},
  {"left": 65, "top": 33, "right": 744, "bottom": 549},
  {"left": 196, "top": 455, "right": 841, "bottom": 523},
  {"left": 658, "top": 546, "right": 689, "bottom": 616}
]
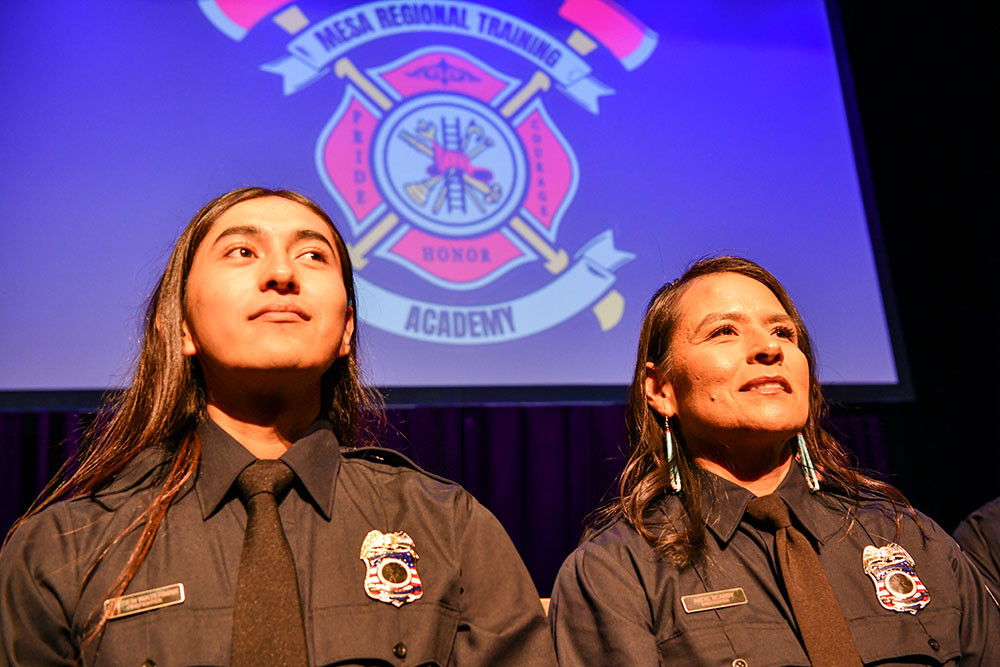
[
  {"left": 0, "top": 509, "right": 78, "bottom": 666},
  {"left": 949, "top": 530, "right": 1000, "bottom": 664},
  {"left": 549, "top": 539, "right": 660, "bottom": 667},
  {"left": 451, "top": 498, "right": 556, "bottom": 666},
  {"left": 954, "top": 500, "right": 1000, "bottom": 599}
]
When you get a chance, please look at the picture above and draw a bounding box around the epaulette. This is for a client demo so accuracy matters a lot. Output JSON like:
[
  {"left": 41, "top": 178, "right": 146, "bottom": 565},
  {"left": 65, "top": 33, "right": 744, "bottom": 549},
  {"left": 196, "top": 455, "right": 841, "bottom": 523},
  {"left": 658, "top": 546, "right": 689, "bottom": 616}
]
[
  {"left": 92, "top": 446, "right": 171, "bottom": 501},
  {"left": 582, "top": 515, "right": 625, "bottom": 542},
  {"left": 340, "top": 446, "right": 455, "bottom": 486}
]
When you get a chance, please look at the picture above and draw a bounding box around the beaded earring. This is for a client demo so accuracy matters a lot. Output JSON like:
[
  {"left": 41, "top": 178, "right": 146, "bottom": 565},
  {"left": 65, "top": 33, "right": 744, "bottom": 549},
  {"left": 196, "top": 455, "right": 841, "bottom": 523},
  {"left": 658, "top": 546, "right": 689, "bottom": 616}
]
[
  {"left": 797, "top": 432, "right": 820, "bottom": 493},
  {"left": 664, "top": 420, "right": 682, "bottom": 494}
]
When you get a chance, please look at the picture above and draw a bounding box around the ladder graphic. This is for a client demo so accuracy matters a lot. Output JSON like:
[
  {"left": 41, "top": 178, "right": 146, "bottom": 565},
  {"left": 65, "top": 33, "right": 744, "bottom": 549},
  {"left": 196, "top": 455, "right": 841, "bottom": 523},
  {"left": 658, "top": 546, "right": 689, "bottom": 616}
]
[{"left": 441, "top": 117, "right": 466, "bottom": 214}]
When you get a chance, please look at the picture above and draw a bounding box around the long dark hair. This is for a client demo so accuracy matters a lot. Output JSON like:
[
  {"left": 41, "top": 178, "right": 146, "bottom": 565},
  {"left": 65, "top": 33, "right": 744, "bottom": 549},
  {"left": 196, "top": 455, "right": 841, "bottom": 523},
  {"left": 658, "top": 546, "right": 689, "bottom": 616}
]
[
  {"left": 611, "top": 256, "right": 913, "bottom": 567},
  {"left": 6, "top": 187, "right": 381, "bottom": 652}
]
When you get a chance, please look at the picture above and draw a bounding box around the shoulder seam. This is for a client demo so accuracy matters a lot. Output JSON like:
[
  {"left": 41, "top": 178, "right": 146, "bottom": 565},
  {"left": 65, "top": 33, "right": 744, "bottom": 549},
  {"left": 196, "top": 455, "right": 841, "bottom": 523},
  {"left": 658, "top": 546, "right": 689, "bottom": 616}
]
[{"left": 341, "top": 448, "right": 459, "bottom": 488}]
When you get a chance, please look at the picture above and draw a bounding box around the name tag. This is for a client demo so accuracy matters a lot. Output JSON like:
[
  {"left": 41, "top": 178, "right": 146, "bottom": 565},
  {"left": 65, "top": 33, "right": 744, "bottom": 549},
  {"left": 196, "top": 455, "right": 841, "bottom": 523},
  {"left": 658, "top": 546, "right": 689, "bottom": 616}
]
[
  {"left": 681, "top": 587, "right": 747, "bottom": 613},
  {"left": 105, "top": 583, "right": 185, "bottom": 620}
]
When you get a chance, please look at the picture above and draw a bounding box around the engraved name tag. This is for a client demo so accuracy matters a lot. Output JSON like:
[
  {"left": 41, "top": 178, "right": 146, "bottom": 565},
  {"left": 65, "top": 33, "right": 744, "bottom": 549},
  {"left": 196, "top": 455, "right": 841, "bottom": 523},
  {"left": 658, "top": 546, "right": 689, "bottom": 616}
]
[
  {"left": 104, "top": 583, "right": 185, "bottom": 620},
  {"left": 681, "top": 587, "right": 747, "bottom": 613}
]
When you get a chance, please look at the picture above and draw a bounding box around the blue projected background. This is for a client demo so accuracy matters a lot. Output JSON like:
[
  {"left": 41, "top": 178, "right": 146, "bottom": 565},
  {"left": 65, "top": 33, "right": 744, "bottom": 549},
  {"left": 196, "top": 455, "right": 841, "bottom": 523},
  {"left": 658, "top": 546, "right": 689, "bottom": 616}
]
[{"left": 0, "top": 1, "right": 899, "bottom": 396}]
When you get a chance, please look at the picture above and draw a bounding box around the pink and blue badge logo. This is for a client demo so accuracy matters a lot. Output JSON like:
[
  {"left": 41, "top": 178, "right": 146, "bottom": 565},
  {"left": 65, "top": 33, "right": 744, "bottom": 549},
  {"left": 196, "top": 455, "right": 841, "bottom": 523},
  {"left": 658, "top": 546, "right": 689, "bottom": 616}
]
[
  {"left": 199, "top": 0, "right": 655, "bottom": 344},
  {"left": 317, "top": 47, "right": 575, "bottom": 291}
]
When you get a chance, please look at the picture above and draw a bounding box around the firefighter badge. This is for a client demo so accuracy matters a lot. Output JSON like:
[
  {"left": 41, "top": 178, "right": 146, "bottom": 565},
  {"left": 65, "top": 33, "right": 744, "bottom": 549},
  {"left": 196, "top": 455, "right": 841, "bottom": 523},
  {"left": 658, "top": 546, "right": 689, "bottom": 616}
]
[
  {"left": 862, "top": 543, "right": 930, "bottom": 614},
  {"left": 360, "top": 529, "right": 423, "bottom": 607}
]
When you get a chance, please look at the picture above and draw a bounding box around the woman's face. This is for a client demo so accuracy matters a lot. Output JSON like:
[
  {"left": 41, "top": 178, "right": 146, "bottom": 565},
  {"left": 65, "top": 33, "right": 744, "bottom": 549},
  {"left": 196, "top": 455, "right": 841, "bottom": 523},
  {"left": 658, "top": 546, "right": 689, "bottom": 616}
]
[
  {"left": 646, "top": 272, "right": 810, "bottom": 452},
  {"left": 181, "top": 196, "right": 354, "bottom": 384}
]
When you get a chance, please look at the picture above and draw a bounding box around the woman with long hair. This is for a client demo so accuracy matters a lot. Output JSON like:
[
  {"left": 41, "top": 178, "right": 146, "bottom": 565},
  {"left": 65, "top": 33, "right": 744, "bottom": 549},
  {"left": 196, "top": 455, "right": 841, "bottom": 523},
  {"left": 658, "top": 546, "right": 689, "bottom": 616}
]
[
  {"left": 0, "top": 187, "right": 555, "bottom": 666},
  {"left": 549, "top": 256, "right": 998, "bottom": 665}
]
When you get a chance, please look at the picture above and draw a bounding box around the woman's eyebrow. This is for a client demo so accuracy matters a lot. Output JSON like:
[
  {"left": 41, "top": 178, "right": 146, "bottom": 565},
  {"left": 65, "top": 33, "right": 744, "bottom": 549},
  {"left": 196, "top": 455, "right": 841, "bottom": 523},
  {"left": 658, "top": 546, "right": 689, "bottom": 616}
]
[
  {"left": 691, "top": 311, "right": 794, "bottom": 336},
  {"left": 693, "top": 311, "right": 746, "bottom": 332},
  {"left": 764, "top": 313, "right": 795, "bottom": 325}
]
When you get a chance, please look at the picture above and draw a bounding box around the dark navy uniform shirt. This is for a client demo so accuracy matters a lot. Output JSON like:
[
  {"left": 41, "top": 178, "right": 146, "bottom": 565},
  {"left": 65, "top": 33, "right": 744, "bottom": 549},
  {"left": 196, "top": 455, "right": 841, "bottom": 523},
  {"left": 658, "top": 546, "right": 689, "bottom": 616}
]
[
  {"left": 0, "top": 419, "right": 555, "bottom": 666},
  {"left": 954, "top": 496, "right": 1000, "bottom": 601},
  {"left": 550, "top": 466, "right": 1000, "bottom": 666}
]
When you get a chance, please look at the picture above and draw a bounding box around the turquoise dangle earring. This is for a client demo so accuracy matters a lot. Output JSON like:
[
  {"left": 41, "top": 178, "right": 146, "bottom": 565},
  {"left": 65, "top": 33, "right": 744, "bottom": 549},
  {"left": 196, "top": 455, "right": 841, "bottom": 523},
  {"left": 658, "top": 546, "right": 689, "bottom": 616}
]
[
  {"left": 796, "top": 432, "right": 820, "bottom": 493},
  {"left": 664, "top": 419, "right": 682, "bottom": 494}
]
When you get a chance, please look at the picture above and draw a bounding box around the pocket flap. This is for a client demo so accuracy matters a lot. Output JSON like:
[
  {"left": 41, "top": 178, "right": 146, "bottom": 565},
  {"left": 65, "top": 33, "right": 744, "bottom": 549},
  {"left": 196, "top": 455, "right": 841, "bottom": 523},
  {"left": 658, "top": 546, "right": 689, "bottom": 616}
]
[
  {"left": 851, "top": 607, "right": 961, "bottom": 665},
  {"left": 312, "top": 602, "right": 459, "bottom": 665}
]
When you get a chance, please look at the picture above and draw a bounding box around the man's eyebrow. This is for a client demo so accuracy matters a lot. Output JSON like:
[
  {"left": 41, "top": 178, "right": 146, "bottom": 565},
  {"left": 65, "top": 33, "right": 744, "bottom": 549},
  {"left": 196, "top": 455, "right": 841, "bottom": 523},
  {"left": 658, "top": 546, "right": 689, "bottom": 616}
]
[
  {"left": 293, "top": 228, "right": 336, "bottom": 253},
  {"left": 211, "top": 225, "right": 260, "bottom": 245},
  {"left": 210, "top": 226, "right": 336, "bottom": 253}
]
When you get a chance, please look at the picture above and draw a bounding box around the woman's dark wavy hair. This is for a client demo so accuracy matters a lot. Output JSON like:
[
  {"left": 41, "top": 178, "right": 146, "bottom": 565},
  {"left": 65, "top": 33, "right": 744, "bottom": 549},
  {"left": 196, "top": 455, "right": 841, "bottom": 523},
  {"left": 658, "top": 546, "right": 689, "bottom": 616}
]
[
  {"left": 6, "top": 187, "right": 382, "bottom": 654},
  {"left": 609, "top": 256, "right": 913, "bottom": 567}
]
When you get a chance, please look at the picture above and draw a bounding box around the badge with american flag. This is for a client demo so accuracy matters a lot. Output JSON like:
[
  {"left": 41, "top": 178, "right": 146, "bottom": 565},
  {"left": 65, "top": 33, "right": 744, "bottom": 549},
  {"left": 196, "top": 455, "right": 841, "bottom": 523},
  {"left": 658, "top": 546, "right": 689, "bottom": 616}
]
[
  {"left": 360, "top": 529, "right": 423, "bottom": 607},
  {"left": 862, "top": 543, "right": 930, "bottom": 614}
]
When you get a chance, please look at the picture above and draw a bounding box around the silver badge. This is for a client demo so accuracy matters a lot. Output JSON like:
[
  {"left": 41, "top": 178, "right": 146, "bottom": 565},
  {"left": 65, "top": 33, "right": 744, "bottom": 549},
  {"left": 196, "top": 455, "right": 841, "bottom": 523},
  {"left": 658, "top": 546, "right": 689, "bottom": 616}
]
[
  {"left": 360, "top": 530, "right": 423, "bottom": 607},
  {"left": 862, "top": 543, "right": 930, "bottom": 614}
]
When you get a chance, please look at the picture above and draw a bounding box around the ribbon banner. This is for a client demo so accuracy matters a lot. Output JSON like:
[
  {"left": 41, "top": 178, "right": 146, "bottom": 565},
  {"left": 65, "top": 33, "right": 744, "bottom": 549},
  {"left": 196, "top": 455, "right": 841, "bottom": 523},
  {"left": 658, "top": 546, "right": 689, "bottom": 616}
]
[
  {"left": 357, "top": 230, "right": 633, "bottom": 344},
  {"left": 261, "top": 0, "right": 614, "bottom": 112}
]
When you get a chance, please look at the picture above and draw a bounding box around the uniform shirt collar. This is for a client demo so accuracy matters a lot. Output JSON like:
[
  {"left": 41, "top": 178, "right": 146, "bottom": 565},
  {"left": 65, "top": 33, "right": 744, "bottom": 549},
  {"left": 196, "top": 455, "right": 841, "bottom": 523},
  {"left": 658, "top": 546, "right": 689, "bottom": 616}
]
[
  {"left": 195, "top": 417, "right": 342, "bottom": 521},
  {"left": 700, "top": 470, "right": 754, "bottom": 544},
  {"left": 702, "top": 463, "right": 846, "bottom": 545}
]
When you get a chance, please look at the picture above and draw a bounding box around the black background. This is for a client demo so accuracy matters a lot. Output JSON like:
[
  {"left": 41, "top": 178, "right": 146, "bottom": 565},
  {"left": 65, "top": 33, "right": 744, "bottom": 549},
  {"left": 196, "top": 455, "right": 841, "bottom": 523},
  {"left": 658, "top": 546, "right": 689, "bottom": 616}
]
[{"left": 834, "top": 1, "right": 998, "bottom": 528}]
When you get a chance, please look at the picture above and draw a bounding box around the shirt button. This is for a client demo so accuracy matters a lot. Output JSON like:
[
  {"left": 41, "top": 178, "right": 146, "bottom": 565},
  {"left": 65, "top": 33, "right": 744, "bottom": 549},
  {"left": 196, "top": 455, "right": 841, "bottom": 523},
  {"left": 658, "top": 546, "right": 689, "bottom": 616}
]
[
  {"left": 393, "top": 641, "right": 408, "bottom": 659},
  {"left": 732, "top": 659, "right": 748, "bottom": 667},
  {"left": 928, "top": 638, "right": 941, "bottom": 651}
]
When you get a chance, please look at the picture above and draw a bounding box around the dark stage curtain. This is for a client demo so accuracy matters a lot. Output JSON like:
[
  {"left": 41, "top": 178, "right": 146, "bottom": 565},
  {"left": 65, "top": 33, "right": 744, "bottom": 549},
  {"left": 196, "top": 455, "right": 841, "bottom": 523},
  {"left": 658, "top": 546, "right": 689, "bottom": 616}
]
[{"left": 0, "top": 406, "right": 888, "bottom": 594}]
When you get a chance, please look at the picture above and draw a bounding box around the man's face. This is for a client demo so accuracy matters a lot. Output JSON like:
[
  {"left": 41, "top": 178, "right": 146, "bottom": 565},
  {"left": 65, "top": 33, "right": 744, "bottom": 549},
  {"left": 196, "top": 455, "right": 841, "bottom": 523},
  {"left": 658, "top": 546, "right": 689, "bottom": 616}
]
[{"left": 181, "top": 196, "right": 354, "bottom": 384}]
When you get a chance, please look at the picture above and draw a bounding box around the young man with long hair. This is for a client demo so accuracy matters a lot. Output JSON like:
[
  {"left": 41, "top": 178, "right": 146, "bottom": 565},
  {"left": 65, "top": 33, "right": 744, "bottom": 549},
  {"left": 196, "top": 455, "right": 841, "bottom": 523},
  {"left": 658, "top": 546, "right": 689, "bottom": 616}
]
[{"left": 1, "top": 188, "right": 555, "bottom": 666}]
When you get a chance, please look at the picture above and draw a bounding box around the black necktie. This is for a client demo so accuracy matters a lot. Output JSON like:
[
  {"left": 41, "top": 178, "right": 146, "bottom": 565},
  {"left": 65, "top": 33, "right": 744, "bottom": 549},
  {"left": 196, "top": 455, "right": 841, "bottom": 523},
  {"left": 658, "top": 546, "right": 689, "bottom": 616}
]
[
  {"left": 747, "top": 494, "right": 863, "bottom": 667},
  {"left": 232, "top": 460, "right": 308, "bottom": 666}
]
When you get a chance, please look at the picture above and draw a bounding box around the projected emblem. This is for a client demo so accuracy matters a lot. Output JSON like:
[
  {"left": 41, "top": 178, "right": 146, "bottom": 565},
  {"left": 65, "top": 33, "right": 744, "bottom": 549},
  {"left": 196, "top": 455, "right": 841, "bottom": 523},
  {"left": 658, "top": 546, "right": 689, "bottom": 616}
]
[
  {"left": 318, "top": 48, "right": 586, "bottom": 294},
  {"left": 199, "top": 0, "right": 657, "bottom": 343},
  {"left": 378, "top": 94, "right": 523, "bottom": 237}
]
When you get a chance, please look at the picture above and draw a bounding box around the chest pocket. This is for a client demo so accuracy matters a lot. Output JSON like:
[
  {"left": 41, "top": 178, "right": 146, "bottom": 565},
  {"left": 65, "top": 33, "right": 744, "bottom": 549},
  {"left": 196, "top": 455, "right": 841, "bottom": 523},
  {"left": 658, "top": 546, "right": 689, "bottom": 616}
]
[
  {"left": 92, "top": 606, "right": 231, "bottom": 666},
  {"left": 654, "top": 609, "right": 962, "bottom": 667},
  {"left": 849, "top": 607, "right": 961, "bottom": 665},
  {"left": 657, "top": 621, "right": 810, "bottom": 667},
  {"left": 312, "top": 602, "right": 459, "bottom": 666}
]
